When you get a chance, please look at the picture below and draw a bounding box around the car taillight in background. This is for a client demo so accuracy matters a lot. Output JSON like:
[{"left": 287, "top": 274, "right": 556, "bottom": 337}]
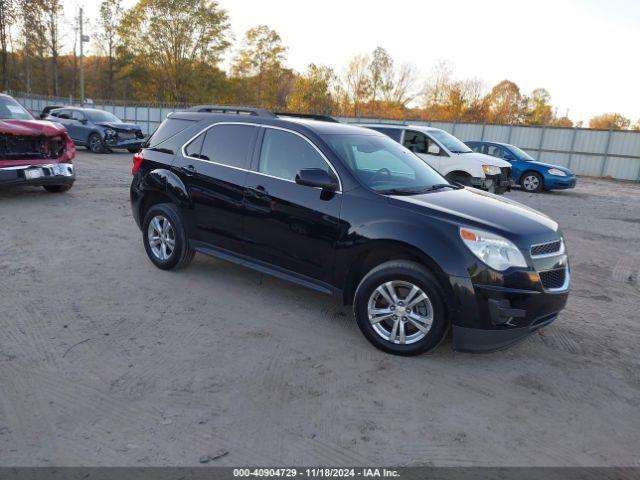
[{"left": 132, "top": 151, "right": 144, "bottom": 175}]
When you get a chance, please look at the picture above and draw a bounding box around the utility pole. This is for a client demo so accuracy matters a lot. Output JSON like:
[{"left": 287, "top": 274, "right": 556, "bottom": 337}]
[{"left": 79, "top": 8, "right": 90, "bottom": 105}]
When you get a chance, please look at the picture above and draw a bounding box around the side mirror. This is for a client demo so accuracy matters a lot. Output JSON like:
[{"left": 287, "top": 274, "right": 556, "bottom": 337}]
[
  {"left": 427, "top": 144, "right": 441, "bottom": 155},
  {"left": 295, "top": 168, "right": 338, "bottom": 191}
]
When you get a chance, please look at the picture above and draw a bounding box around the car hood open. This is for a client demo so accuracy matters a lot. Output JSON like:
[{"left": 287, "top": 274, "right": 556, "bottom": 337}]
[
  {"left": 451, "top": 151, "right": 512, "bottom": 168},
  {"left": 0, "top": 119, "right": 67, "bottom": 136},
  {"left": 391, "top": 187, "right": 559, "bottom": 247}
]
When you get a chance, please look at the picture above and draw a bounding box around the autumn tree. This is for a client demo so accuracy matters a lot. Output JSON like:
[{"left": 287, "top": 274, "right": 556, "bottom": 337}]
[
  {"left": 588, "top": 113, "right": 631, "bottom": 130},
  {"left": 97, "top": 0, "right": 123, "bottom": 98},
  {"left": 287, "top": 64, "right": 336, "bottom": 114},
  {"left": 42, "top": 0, "right": 63, "bottom": 95},
  {"left": 119, "top": 0, "right": 230, "bottom": 102},
  {"left": 0, "top": 0, "right": 15, "bottom": 90},
  {"left": 485, "top": 80, "right": 524, "bottom": 124},
  {"left": 342, "top": 54, "right": 371, "bottom": 116},
  {"left": 231, "top": 25, "right": 289, "bottom": 108},
  {"left": 369, "top": 47, "right": 393, "bottom": 102},
  {"left": 523, "top": 88, "right": 553, "bottom": 125}
]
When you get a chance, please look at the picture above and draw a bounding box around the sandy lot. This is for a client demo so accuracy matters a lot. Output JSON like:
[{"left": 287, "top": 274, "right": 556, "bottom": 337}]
[{"left": 0, "top": 150, "right": 639, "bottom": 467}]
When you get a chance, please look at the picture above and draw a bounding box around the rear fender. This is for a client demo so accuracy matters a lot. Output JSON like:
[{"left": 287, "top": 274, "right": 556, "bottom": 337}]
[{"left": 141, "top": 168, "right": 190, "bottom": 208}]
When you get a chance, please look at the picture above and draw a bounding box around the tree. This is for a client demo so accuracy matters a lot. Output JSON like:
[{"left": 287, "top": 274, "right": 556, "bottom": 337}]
[
  {"left": 42, "top": 0, "right": 63, "bottom": 95},
  {"left": 98, "top": 0, "right": 123, "bottom": 98},
  {"left": 119, "top": 0, "right": 230, "bottom": 102},
  {"left": 588, "top": 113, "right": 631, "bottom": 130},
  {"left": 525, "top": 88, "right": 554, "bottom": 125},
  {"left": 0, "top": 0, "right": 15, "bottom": 90},
  {"left": 231, "top": 25, "right": 288, "bottom": 107},
  {"left": 485, "top": 80, "right": 524, "bottom": 124},
  {"left": 386, "top": 62, "right": 418, "bottom": 107},
  {"left": 287, "top": 64, "right": 336, "bottom": 114},
  {"left": 369, "top": 46, "right": 393, "bottom": 102},
  {"left": 343, "top": 54, "right": 370, "bottom": 116},
  {"left": 554, "top": 116, "right": 573, "bottom": 128}
]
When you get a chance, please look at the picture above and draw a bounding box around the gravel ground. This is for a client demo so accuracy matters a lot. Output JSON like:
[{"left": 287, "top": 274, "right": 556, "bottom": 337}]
[{"left": 0, "top": 150, "right": 639, "bottom": 467}]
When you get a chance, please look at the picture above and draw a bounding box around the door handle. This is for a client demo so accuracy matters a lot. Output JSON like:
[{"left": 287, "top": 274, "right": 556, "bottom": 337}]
[{"left": 180, "top": 164, "right": 196, "bottom": 176}]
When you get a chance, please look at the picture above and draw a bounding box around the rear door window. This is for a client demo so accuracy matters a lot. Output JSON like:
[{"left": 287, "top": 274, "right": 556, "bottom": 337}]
[
  {"left": 199, "top": 124, "right": 258, "bottom": 169},
  {"left": 184, "top": 132, "right": 205, "bottom": 158}
]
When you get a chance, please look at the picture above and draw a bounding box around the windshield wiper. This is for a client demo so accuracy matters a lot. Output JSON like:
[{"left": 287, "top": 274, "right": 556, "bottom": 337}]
[{"left": 378, "top": 184, "right": 461, "bottom": 195}]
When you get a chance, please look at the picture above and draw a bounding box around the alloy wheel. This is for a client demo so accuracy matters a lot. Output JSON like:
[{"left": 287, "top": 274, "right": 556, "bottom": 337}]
[
  {"left": 147, "top": 215, "right": 176, "bottom": 261},
  {"left": 367, "top": 280, "right": 433, "bottom": 344},
  {"left": 523, "top": 175, "right": 540, "bottom": 191}
]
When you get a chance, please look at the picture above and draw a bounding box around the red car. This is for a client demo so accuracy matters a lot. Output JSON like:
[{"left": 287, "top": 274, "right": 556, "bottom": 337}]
[{"left": 0, "top": 93, "right": 76, "bottom": 193}]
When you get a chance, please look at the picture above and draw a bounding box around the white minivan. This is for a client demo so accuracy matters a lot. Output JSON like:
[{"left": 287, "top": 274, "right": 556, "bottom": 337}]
[{"left": 359, "top": 124, "right": 512, "bottom": 194}]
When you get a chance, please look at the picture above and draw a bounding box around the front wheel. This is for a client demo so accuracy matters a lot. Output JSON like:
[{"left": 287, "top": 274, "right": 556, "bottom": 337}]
[
  {"left": 88, "top": 133, "right": 105, "bottom": 153},
  {"left": 521, "top": 172, "right": 543, "bottom": 192},
  {"left": 142, "top": 203, "right": 195, "bottom": 270},
  {"left": 353, "top": 260, "right": 448, "bottom": 356}
]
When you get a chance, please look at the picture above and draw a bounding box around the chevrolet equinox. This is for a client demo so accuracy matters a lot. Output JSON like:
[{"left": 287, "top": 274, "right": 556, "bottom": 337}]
[{"left": 130, "top": 106, "right": 569, "bottom": 355}]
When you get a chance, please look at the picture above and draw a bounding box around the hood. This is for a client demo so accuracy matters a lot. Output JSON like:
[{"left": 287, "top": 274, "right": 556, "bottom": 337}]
[
  {"left": 524, "top": 160, "right": 574, "bottom": 175},
  {"left": 0, "top": 119, "right": 67, "bottom": 136},
  {"left": 96, "top": 122, "right": 142, "bottom": 132},
  {"left": 390, "top": 187, "right": 560, "bottom": 247},
  {"left": 450, "top": 151, "right": 511, "bottom": 168}
]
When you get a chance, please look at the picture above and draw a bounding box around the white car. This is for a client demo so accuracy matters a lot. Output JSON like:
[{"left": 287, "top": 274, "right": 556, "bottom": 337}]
[{"left": 359, "top": 124, "right": 512, "bottom": 194}]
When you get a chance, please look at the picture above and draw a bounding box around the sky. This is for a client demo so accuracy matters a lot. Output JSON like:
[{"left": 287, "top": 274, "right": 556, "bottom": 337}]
[{"left": 63, "top": 0, "right": 640, "bottom": 124}]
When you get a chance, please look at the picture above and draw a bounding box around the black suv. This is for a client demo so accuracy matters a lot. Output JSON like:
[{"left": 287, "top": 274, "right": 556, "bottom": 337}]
[{"left": 130, "top": 106, "right": 569, "bottom": 355}]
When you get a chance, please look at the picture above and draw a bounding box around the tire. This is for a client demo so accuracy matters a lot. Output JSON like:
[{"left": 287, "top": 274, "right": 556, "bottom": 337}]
[
  {"left": 353, "top": 260, "right": 448, "bottom": 356},
  {"left": 87, "top": 133, "right": 105, "bottom": 153},
  {"left": 142, "top": 203, "right": 195, "bottom": 270},
  {"left": 520, "top": 171, "right": 543, "bottom": 192},
  {"left": 43, "top": 184, "right": 73, "bottom": 193}
]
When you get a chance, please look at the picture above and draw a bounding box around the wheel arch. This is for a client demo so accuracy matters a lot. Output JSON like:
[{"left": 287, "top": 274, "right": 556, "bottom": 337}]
[
  {"left": 136, "top": 168, "right": 190, "bottom": 225},
  {"left": 341, "top": 239, "right": 456, "bottom": 312}
]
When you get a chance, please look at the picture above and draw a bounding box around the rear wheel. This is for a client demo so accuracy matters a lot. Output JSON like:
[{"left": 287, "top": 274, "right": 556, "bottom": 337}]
[
  {"left": 353, "top": 260, "right": 448, "bottom": 356},
  {"left": 521, "top": 171, "right": 543, "bottom": 192},
  {"left": 43, "top": 184, "right": 73, "bottom": 193},
  {"left": 142, "top": 203, "right": 194, "bottom": 270},
  {"left": 87, "top": 133, "right": 105, "bottom": 154}
]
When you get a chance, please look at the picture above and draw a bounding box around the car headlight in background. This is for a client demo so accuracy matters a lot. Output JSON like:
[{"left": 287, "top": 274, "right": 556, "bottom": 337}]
[
  {"left": 104, "top": 129, "right": 116, "bottom": 137},
  {"left": 482, "top": 165, "right": 501, "bottom": 175},
  {"left": 460, "top": 227, "right": 528, "bottom": 271},
  {"left": 548, "top": 168, "right": 567, "bottom": 176}
]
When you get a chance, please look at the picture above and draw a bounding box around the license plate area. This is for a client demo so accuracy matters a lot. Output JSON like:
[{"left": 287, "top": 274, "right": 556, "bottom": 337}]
[{"left": 24, "top": 169, "right": 44, "bottom": 180}]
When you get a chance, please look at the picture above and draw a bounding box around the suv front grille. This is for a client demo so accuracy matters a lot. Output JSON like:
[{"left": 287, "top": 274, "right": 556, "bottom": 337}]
[
  {"left": 539, "top": 268, "right": 566, "bottom": 290},
  {"left": 531, "top": 240, "right": 562, "bottom": 257}
]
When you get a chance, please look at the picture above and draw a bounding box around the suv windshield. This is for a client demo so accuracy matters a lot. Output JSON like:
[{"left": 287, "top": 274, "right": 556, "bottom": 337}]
[
  {"left": 429, "top": 130, "right": 472, "bottom": 154},
  {"left": 0, "top": 97, "right": 32, "bottom": 120},
  {"left": 509, "top": 144, "right": 535, "bottom": 161},
  {"left": 85, "top": 110, "right": 121, "bottom": 123},
  {"left": 323, "top": 134, "right": 448, "bottom": 194}
]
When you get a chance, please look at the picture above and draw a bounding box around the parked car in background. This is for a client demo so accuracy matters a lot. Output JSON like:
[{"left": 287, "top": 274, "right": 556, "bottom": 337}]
[
  {"left": 359, "top": 124, "right": 512, "bottom": 194},
  {"left": 45, "top": 107, "right": 144, "bottom": 154},
  {"left": 130, "top": 107, "right": 569, "bottom": 355},
  {"left": 0, "top": 94, "right": 75, "bottom": 192},
  {"left": 465, "top": 141, "right": 577, "bottom": 193},
  {"left": 39, "top": 105, "right": 65, "bottom": 119}
]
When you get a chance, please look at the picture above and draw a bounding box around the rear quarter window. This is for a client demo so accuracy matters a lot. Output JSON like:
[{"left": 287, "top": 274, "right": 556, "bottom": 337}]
[{"left": 146, "top": 118, "right": 197, "bottom": 150}]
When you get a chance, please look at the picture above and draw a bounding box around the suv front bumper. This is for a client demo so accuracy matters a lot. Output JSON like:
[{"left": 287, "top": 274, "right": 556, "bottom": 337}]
[
  {"left": 0, "top": 163, "right": 75, "bottom": 187},
  {"left": 470, "top": 175, "right": 511, "bottom": 194},
  {"left": 449, "top": 265, "right": 569, "bottom": 352}
]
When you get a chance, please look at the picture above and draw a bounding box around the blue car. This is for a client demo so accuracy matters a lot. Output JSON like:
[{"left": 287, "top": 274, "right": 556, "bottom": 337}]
[
  {"left": 465, "top": 141, "right": 576, "bottom": 193},
  {"left": 45, "top": 107, "right": 144, "bottom": 154}
]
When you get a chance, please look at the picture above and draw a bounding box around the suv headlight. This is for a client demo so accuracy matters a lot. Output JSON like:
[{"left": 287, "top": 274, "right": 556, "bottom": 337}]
[
  {"left": 482, "top": 165, "right": 501, "bottom": 175},
  {"left": 548, "top": 168, "right": 566, "bottom": 177},
  {"left": 460, "top": 227, "right": 527, "bottom": 271},
  {"left": 104, "top": 128, "right": 116, "bottom": 137}
]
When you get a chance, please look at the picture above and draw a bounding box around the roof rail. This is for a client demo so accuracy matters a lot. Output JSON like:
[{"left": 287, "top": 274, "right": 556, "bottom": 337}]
[
  {"left": 274, "top": 112, "right": 339, "bottom": 123},
  {"left": 188, "top": 105, "right": 277, "bottom": 117}
]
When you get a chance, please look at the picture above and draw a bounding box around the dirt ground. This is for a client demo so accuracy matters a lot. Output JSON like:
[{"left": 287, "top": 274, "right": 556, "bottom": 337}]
[{"left": 0, "top": 150, "right": 639, "bottom": 467}]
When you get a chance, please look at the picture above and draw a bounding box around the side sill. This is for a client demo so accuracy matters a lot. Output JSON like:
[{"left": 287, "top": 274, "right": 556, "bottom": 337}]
[{"left": 191, "top": 241, "right": 341, "bottom": 298}]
